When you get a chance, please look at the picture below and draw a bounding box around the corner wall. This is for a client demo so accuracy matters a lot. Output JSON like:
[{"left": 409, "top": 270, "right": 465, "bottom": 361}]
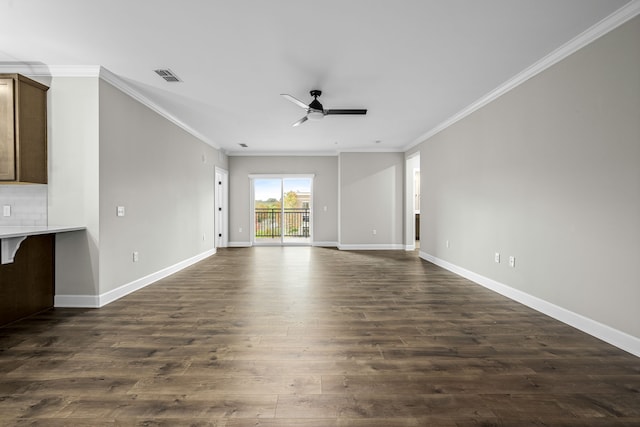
[
  {"left": 417, "top": 16, "right": 640, "bottom": 348},
  {"left": 339, "top": 152, "right": 404, "bottom": 249},
  {"left": 48, "top": 76, "right": 100, "bottom": 297},
  {"left": 48, "top": 75, "right": 227, "bottom": 305}
]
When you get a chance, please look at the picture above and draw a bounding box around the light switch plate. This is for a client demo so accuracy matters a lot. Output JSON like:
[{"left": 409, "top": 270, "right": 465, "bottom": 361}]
[{"left": 2, "top": 205, "right": 10, "bottom": 217}]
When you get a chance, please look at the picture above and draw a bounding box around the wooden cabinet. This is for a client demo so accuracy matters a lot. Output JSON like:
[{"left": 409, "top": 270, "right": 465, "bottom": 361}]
[
  {"left": 0, "top": 74, "right": 49, "bottom": 184},
  {"left": 0, "top": 234, "right": 55, "bottom": 326}
]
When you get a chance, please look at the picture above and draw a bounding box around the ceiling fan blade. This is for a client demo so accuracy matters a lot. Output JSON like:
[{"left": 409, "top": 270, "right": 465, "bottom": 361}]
[
  {"left": 292, "top": 116, "right": 308, "bottom": 127},
  {"left": 281, "top": 94, "right": 309, "bottom": 110},
  {"left": 324, "top": 109, "right": 367, "bottom": 115}
]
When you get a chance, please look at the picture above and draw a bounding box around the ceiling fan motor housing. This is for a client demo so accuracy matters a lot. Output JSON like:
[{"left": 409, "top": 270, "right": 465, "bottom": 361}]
[{"left": 309, "top": 90, "right": 324, "bottom": 111}]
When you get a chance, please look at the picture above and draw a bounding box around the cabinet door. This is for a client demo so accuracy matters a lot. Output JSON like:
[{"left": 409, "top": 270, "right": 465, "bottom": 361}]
[
  {"left": 0, "top": 78, "right": 15, "bottom": 181},
  {"left": 0, "top": 234, "right": 55, "bottom": 326},
  {"left": 16, "top": 78, "right": 47, "bottom": 183}
]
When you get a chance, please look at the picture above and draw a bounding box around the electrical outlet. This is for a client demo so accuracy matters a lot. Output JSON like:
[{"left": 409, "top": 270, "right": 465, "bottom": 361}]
[
  {"left": 372, "top": 229, "right": 377, "bottom": 235},
  {"left": 117, "top": 206, "right": 125, "bottom": 217},
  {"left": 2, "top": 205, "right": 10, "bottom": 217},
  {"left": 133, "top": 251, "right": 139, "bottom": 262},
  {"left": 239, "top": 227, "right": 243, "bottom": 233},
  {"left": 495, "top": 252, "right": 500, "bottom": 263},
  {"left": 446, "top": 240, "right": 450, "bottom": 248},
  {"left": 509, "top": 256, "right": 516, "bottom": 268}
]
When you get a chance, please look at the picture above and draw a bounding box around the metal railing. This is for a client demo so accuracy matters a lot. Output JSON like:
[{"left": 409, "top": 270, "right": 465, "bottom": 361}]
[{"left": 255, "top": 208, "right": 310, "bottom": 238}]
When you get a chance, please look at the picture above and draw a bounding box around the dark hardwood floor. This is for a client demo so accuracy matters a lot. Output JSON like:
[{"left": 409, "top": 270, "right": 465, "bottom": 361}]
[{"left": 1, "top": 247, "right": 639, "bottom": 426}]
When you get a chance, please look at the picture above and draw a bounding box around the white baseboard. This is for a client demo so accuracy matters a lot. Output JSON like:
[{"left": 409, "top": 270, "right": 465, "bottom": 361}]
[
  {"left": 55, "top": 248, "right": 217, "bottom": 309},
  {"left": 229, "top": 241, "right": 340, "bottom": 248},
  {"left": 229, "top": 241, "right": 339, "bottom": 248},
  {"left": 420, "top": 251, "right": 640, "bottom": 358},
  {"left": 339, "top": 244, "right": 405, "bottom": 251},
  {"left": 312, "top": 241, "right": 339, "bottom": 247},
  {"left": 54, "top": 294, "right": 100, "bottom": 308}
]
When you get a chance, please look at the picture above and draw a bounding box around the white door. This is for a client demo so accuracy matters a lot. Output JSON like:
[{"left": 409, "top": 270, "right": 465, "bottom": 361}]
[{"left": 215, "top": 168, "right": 229, "bottom": 248}]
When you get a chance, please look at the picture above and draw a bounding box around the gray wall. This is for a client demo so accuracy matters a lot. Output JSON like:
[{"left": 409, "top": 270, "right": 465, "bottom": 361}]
[
  {"left": 98, "top": 79, "right": 219, "bottom": 294},
  {"left": 48, "top": 77, "right": 100, "bottom": 296},
  {"left": 228, "top": 156, "right": 339, "bottom": 245},
  {"left": 418, "top": 16, "right": 640, "bottom": 338},
  {"left": 48, "top": 76, "right": 227, "bottom": 298},
  {"left": 339, "top": 152, "right": 404, "bottom": 248}
]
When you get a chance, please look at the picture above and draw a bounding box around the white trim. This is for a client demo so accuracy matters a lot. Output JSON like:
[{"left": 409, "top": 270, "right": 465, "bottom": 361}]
[
  {"left": 312, "top": 241, "right": 339, "bottom": 247},
  {"left": 0, "top": 64, "right": 222, "bottom": 150},
  {"left": 228, "top": 150, "right": 339, "bottom": 157},
  {"left": 405, "top": 0, "right": 640, "bottom": 150},
  {"left": 98, "top": 67, "right": 221, "bottom": 149},
  {"left": 420, "top": 251, "right": 640, "bottom": 358},
  {"left": 54, "top": 294, "right": 100, "bottom": 308},
  {"left": 254, "top": 241, "right": 311, "bottom": 247},
  {"left": 405, "top": 244, "right": 416, "bottom": 251},
  {"left": 227, "top": 147, "right": 404, "bottom": 157},
  {"left": 339, "top": 244, "right": 405, "bottom": 251},
  {"left": 248, "top": 173, "right": 316, "bottom": 179},
  {"left": 55, "top": 249, "right": 216, "bottom": 308},
  {"left": 229, "top": 241, "right": 252, "bottom": 247},
  {"left": 0, "top": 64, "right": 101, "bottom": 77}
]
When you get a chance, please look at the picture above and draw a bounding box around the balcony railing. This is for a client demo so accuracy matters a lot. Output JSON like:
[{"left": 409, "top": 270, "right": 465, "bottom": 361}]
[{"left": 255, "top": 208, "right": 310, "bottom": 238}]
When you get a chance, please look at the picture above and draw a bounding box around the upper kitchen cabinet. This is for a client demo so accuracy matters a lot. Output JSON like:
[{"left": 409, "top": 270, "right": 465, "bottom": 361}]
[{"left": 0, "top": 74, "right": 49, "bottom": 184}]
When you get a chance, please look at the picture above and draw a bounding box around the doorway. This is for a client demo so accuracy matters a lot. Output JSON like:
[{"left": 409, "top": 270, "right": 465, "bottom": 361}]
[
  {"left": 251, "top": 175, "right": 313, "bottom": 246},
  {"left": 406, "top": 153, "right": 420, "bottom": 250}
]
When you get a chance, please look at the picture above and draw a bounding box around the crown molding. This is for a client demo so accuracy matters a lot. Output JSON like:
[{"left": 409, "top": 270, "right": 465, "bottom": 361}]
[
  {"left": 227, "top": 150, "right": 339, "bottom": 157},
  {"left": 404, "top": 0, "right": 640, "bottom": 151},
  {"left": 0, "top": 62, "right": 221, "bottom": 150},
  {"left": 339, "top": 147, "right": 404, "bottom": 154},
  {"left": 0, "top": 63, "right": 101, "bottom": 76},
  {"left": 98, "top": 67, "right": 221, "bottom": 150},
  {"left": 226, "top": 146, "right": 405, "bottom": 157}
]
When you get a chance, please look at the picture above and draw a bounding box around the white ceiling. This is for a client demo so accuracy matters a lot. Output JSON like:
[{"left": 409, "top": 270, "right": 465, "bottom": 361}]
[{"left": 0, "top": 0, "right": 633, "bottom": 155}]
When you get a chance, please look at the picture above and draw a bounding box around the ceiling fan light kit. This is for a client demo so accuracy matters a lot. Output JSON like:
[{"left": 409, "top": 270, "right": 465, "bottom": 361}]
[
  {"left": 307, "top": 110, "right": 324, "bottom": 121},
  {"left": 281, "top": 90, "right": 367, "bottom": 127}
]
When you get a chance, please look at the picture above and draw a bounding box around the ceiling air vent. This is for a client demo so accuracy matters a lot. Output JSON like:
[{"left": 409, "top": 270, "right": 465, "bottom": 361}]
[{"left": 154, "top": 69, "right": 181, "bottom": 82}]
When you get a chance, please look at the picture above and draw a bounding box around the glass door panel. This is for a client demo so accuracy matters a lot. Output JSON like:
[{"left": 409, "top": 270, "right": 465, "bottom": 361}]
[
  {"left": 282, "top": 178, "right": 311, "bottom": 244},
  {"left": 254, "top": 178, "right": 282, "bottom": 244}
]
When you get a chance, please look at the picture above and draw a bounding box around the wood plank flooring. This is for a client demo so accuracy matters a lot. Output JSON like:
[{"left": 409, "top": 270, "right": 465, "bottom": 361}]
[{"left": 1, "top": 247, "right": 639, "bottom": 426}]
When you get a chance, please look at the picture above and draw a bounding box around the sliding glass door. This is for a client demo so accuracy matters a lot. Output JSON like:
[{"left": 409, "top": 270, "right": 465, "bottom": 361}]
[{"left": 252, "top": 175, "right": 313, "bottom": 245}]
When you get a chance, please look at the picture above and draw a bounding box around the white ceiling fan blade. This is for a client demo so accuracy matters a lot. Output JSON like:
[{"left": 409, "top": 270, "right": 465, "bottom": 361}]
[
  {"left": 281, "top": 94, "right": 309, "bottom": 109},
  {"left": 292, "top": 116, "right": 308, "bottom": 127}
]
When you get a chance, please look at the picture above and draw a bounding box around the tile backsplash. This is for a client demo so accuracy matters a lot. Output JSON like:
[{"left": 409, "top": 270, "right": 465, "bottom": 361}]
[{"left": 0, "top": 185, "right": 48, "bottom": 226}]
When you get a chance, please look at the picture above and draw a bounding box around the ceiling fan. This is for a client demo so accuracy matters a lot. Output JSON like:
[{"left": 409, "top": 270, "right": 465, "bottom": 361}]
[{"left": 281, "top": 90, "right": 367, "bottom": 127}]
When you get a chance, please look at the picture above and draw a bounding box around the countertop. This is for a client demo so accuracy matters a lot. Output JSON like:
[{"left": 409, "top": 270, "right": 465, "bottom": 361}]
[{"left": 0, "top": 225, "right": 86, "bottom": 239}]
